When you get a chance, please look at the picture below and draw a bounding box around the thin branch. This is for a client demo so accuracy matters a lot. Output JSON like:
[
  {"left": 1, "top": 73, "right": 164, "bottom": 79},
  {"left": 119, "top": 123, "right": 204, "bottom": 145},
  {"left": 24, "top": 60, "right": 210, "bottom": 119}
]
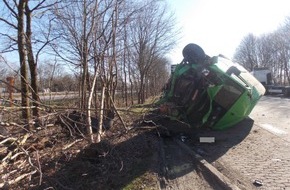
[
  {"left": 31, "top": 0, "right": 62, "bottom": 12},
  {"left": 0, "top": 18, "right": 18, "bottom": 29},
  {"left": 0, "top": 170, "right": 37, "bottom": 189},
  {"left": 35, "top": 36, "right": 60, "bottom": 64},
  {"left": 2, "top": 0, "right": 18, "bottom": 19},
  {"left": 108, "top": 91, "right": 127, "bottom": 131}
]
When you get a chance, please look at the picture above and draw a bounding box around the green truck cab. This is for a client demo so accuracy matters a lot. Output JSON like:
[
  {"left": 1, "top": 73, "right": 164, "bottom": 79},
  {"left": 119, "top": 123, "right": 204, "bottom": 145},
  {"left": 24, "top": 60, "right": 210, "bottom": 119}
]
[{"left": 157, "top": 44, "right": 265, "bottom": 130}]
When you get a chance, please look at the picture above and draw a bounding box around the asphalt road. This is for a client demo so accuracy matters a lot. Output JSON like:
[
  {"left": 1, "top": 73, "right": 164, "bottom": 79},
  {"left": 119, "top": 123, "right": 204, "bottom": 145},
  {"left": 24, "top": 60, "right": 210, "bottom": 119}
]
[
  {"left": 249, "top": 95, "right": 290, "bottom": 142},
  {"left": 189, "top": 95, "right": 290, "bottom": 190},
  {"left": 0, "top": 92, "right": 79, "bottom": 102}
]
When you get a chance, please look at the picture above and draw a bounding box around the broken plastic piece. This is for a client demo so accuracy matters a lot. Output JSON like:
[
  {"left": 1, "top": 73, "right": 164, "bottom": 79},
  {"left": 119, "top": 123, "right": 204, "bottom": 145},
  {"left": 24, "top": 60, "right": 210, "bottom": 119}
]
[
  {"left": 180, "top": 134, "right": 187, "bottom": 142},
  {"left": 253, "top": 180, "right": 263, "bottom": 186}
]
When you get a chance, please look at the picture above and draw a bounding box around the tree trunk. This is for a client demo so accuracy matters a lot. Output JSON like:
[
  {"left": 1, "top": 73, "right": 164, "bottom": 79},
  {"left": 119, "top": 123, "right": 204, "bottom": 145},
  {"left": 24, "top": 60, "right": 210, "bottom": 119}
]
[
  {"left": 25, "top": 4, "right": 40, "bottom": 118},
  {"left": 86, "top": 67, "right": 98, "bottom": 143},
  {"left": 97, "top": 85, "right": 105, "bottom": 143},
  {"left": 80, "top": 0, "right": 89, "bottom": 110},
  {"left": 123, "top": 25, "right": 128, "bottom": 107},
  {"left": 283, "top": 55, "right": 290, "bottom": 85},
  {"left": 128, "top": 61, "right": 134, "bottom": 105},
  {"left": 18, "top": 0, "right": 30, "bottom": 126},
  {"left": 138, "top": 74, "right": 146, "bottom": 104}
]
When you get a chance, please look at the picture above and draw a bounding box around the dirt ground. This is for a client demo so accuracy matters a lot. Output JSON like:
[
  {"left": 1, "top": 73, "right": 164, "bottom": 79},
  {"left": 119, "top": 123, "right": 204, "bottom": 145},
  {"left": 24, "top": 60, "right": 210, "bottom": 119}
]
[
  {"left": 0, "top": 107, "right": 166, "bottom": 190},
  {"left": 0, "top": 105, "right": 254, "bottom": 190}
]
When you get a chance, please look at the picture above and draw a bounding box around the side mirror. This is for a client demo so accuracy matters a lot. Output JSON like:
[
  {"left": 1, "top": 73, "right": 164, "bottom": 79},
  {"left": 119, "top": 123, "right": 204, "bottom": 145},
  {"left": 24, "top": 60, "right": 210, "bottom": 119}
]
[
  {"left": 247, "top": 87, "right": 253, "bottom": 99},
  {"left": 226, "top": 66, "right": 241, "bottom": 76}
]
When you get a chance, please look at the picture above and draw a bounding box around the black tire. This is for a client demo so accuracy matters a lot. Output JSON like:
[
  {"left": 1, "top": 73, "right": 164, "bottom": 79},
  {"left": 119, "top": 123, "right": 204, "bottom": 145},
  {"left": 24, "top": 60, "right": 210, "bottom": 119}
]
[
  {"left": 283, "top": 87, "right": 290, "bottom": 97},
  {"left": 182, "top": 43, "right": 206, "bottom": 64}
]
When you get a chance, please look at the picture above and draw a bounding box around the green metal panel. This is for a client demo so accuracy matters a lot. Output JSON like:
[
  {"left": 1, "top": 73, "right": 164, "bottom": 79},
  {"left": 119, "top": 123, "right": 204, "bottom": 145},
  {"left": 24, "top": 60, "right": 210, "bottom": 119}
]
[{"left": 212, "top": 92, "right": 250, "bottom": 130}]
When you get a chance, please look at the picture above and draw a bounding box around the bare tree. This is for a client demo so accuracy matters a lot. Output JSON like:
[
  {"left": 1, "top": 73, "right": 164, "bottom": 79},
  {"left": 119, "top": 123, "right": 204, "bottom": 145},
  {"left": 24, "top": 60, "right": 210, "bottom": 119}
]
[
  {"left": 0, "top": 0, "right": 59, "bottom": 127},
  {"left": 256, "top": 34, "right": 276, "bottom": 68},
  {"left": 233, "top": 33, "right": 258, "bottom": 71},
  {"left": 234, "top": 16, "right": 290, "bottom": 85},
  {"left": 277, "top": 18, "right": 290, "bottom": 85},
  {"left": 127, "top": 0, "right": 178, "bottom": 104},
  {"left": 147, "top": 57, "right": 170, "bottom": 96},
  {"left": 0, "top": 55, "right": 8, "bottom": 77},
  {"left": 0, "top": 0, "right": 31, "bottom": 123},
  {"left": 51, "top": 0, "right": 97, "bottom": 141},
  {"left": 272, "top": 29, "right": 290, "bottom": 85},
  {"left": 53, "top": 0, "right": 100, "bottom": 110},
  {"left": 51, "top": 0, "right": 120, "bottom": 141}
]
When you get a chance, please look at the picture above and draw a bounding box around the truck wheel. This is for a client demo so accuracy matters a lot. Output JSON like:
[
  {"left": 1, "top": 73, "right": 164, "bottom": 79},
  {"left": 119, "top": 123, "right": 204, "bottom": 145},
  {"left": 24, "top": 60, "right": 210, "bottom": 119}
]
[
  {"left": 264, "top": 87, "right": 269, "bottom": 95},
  {"left": 182, "top": 43, "right": 206, "bottom": 64},
  {"left": 283, "top": 87, "right": 290, "bottom": 97}
]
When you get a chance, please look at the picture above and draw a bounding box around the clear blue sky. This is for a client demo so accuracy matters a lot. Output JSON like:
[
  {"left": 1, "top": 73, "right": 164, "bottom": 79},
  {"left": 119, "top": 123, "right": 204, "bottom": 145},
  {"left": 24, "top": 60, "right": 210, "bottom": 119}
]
[{"left": 166, "top": 0, "right": 290, "bottom": 64}]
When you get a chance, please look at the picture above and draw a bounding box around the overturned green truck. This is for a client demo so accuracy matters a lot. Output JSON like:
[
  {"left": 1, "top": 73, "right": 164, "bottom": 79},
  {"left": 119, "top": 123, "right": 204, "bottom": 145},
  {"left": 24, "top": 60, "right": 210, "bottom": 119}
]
[{"left": 157, "top": 44, "right": 265, "bottom": 130}]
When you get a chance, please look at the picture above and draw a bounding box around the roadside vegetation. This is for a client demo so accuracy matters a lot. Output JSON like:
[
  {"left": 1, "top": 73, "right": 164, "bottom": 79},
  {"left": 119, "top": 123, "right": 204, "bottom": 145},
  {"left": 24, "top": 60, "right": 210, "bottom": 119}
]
[
  {"left": 0, "top": 0, "right": 178, "bottom": 140},
  {"left": 0, "top": 0, "right": 176, "bottom": 188}
]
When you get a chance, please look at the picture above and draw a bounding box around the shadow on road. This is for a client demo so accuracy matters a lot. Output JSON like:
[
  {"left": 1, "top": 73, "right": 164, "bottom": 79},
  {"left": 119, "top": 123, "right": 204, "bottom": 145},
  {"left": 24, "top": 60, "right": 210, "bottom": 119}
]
[
  {"left": 188, "top": 117, "right": 254, "bottom": 163},
  {"left": 148, "top": 113, "right": 254, "bottom": 164}
]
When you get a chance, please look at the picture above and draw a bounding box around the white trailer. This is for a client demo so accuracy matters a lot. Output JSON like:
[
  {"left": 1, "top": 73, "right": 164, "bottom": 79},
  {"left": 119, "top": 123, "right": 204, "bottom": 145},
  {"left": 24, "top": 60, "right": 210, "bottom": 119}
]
[{"left": 251, "top": 68, "right": 290, "bottom": 96}]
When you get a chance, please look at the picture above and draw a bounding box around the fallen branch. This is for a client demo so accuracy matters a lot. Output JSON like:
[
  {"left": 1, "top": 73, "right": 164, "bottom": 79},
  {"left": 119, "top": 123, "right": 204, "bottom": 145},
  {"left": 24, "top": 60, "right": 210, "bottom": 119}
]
[
  {"left": 20, "top": 147, "right": 43, "bottom": 186},
  {"left": 36, "top": 151, "right": 42, "bottom": 185},
  {"left": 108, "top": 92, "right": 127, "bottom": 131},
  {"left": 2, "top": 151, "right": 13, "bottom": 162},
  {"left": 0, "top": 137, "right": 17, "bottom": 145},
  {"left": 0, "top": 134, "right": 8, "bottom": 138},
  {"left": 1, "top": 134, "right": 31, "bottom": 163},
  {"left": 1, "top": 169, "right": 17, "bottom": 180},
  {"left": 15, "top": 159, "right": 28, "bottom": 170},
  {"left": 18, "top": 133, "right": 30, "bottom": 146},
  {"left": 20, "top": 147, "right": 35, "bottom": 169},
  {"left": 58, "top": 114, "right": 74, "bottom": 137},
  {"left": 11, "top": 152, "right": 25, "bottom": 160},
  {"left": 0, "top": 170, "right": 37, "bottom": 188},
  {"left": 62, "top": 139, "right": 83, "bottom": 150},
  {"left": 58, "top": 113, "right": 86, "bottom": 138}
]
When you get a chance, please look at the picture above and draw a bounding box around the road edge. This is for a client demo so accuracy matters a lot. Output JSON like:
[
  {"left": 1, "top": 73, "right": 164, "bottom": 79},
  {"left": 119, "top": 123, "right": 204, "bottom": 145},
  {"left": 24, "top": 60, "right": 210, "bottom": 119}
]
[{"left": 175, "top": 139, "right": 241, "bottom": 190}]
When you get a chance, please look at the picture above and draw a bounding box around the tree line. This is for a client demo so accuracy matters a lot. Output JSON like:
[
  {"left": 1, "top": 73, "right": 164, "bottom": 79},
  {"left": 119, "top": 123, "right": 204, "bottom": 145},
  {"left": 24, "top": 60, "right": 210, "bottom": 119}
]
[
  {"left": 233, "top": 17, "right": 290, "bottom": 85},
  {"left": 0, "top": 0, "right": 179, "bottom": 142}
]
